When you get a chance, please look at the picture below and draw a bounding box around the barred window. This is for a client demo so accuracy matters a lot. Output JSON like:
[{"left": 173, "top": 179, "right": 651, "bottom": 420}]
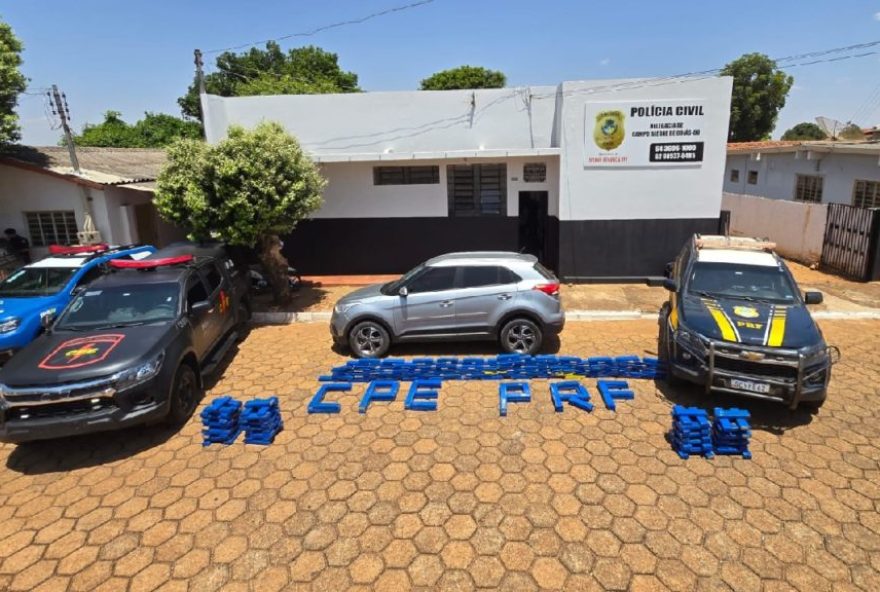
[
  {"left": 747, "top": 170, "right": 758, "bottom": 185},
  {"left": 25, "top": 211, "right": 78, "bottom": 247},
  {"left": 729, "top": 169, "right": 740, "bottom": 183},
  {"left": 373, "top": 166, "right": 440, "bottom": 185},
  {"left": 853, "top": 180, "right": 880, "bottom": 209},
  {"left": 447, "top": 164, "right": 507, "bottom": 217},
  {"left": 523, "top": 163, "right": 547, "bottom": 183},
  {"left": 794, "top": 175, "right": 823, "bottom": 203}
]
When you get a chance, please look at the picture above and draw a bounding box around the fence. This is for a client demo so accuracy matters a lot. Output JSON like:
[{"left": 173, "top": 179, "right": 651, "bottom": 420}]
[
  {"left": 820, "top": 203, "right": 880, "bottom": 281},
  {"left": 720, "top": 193, "right": 827, "bottom": 265}
]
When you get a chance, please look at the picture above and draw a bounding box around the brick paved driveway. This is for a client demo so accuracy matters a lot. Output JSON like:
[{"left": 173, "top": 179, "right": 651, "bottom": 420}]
[{"left": 1, "top": 320, "right": 879, "bottom": 591}]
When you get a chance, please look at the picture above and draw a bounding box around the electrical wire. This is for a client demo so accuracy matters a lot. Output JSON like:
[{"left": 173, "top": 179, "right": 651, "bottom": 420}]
[{"left": 204, "top": 0, "right": 437, "bottom": 54}]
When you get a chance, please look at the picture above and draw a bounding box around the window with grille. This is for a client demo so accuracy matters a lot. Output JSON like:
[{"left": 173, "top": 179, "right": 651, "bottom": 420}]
[
  {"left": 373, "top": 166, "right": 440, "bottom": 185},
  {"left": 729, "top": 169, "right": 740, "bottom": 183},
  {"left": 853, "top": 180, "right": 880, "bottom": 208},
  {"left": 25, "top": 211, "right": 78, "bottom": 247},
  {"left": 447, "top": 164, "right": 507, "bottom": 216},
  {"left": 747, "top": 170, "right": 758, "bottom": 185},
  {"left": 523, "top": 163, "right": 546, "bottom": 183},
  {"left": 794, "top": 175, "right": 823, "bottom": 203}
]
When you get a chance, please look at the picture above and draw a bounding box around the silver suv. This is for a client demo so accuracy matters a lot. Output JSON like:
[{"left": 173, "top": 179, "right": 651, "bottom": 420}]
[{"left": 330, "top": 252, "right": 565, "bottom": 358}]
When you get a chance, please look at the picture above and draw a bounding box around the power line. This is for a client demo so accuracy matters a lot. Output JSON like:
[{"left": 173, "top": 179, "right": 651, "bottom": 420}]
[{"left": 205, "top": 0, "right": 437, "bottom": 54}]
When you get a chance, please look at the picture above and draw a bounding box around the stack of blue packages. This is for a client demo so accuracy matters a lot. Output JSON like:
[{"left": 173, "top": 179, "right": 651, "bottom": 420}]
[
  {"left": 712, "top": 408, "right": 752, "bottom": 459},
  {"left": 320, "top": 354, "right": 662, "bottom": 383},
  {"left": 670, "top": 405, "right": 714, "bottom": 459},
  {"left": 200, "top": 396, "right": 242, "bottom": 446},
  {"left": 240, "top": 397, "right": 283, "bottom": 445}
]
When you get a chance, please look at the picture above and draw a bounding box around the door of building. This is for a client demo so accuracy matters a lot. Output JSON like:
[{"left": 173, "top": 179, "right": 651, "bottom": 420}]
[
  {"left": 518, "top": 191, "right": 548, "bottom": 263},
  {"left": 134, "top": 203, "right": 160, "bottom": 247}
]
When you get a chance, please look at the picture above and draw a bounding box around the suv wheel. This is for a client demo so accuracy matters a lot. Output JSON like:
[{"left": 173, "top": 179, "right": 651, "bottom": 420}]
[
  {"left": 166, "top": 364, "right": 201, "bottom": 425},
  {"left": 349, "top": 321, "right": 391, "bottom": 358},
  {"left": 500, "top": 318, "right": 543, "bottom": 355}
]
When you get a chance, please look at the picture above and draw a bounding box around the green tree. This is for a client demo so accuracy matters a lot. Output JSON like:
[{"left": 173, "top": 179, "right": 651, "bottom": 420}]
[
  {"left": 74, "top": 111, "right": 202, "bottom": 147},
  {"left": 721, "top": 53, "right": 793, "bottom": 141},
  {"left": 420, "top": 65, "right": 507, "bottom": 90},
  {"left": 0, "top": 17, "right": 27, "bottom": 145},
  {"left": 838, "top": 123, "right": 864, "bottom": 141},
  {"left": 178, "top": 43, "right": 359, "bottom": 120},
  {"left": 155, "top": 122, "right": 325, "bottom": 303},
  {"left": 781, "top": 122, "right": 827, "bottom": 141}
]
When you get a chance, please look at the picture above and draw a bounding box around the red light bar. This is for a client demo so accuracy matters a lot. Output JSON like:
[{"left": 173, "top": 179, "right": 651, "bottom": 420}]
[
  {"left": 108, "top": 255, "right": 193, "bottom": 269},
  {"left": 49, "top": 243, "right": 109, "bottom": 255}
]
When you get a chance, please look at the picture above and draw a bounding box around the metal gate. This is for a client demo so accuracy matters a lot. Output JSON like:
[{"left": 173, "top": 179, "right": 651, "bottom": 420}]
[{"left": 821, "top": 203, "right": 880, "bottom": 281}]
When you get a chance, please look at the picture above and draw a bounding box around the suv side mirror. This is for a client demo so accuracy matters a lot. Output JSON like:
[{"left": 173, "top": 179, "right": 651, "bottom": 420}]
[
  {"left": 804, "top": 291, "right": 823, "bottom": 305},
  {"left": 189, "top": 300, "right": 211, "bottom": 315},
  {"left": 661, "top": 278, "right": 678, "bottom": 292},
  {"left": 40, "top": 311, "right": 55, "bottom": 330},
  {"left": 398, "top": 287, "right": 408, "bottom": 297}
]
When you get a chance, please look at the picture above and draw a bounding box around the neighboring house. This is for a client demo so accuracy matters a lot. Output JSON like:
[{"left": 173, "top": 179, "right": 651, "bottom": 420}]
[
  {"left": 724, "top": 140, "right": 880, "bottom": 207},
  {"left": 0, "top": 146, "right": 185, "bottom": 258},
  {"left": 201, "top": 76, "right": 733, "bottom": 279}
]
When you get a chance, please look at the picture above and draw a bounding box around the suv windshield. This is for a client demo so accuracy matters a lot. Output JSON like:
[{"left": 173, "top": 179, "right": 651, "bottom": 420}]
[
  {"left": 382, "top": 264, "right": 426, "bottom": 295},
  {"left": 688, "top": 262, "right": 798, "bottom": 303},
  {"left": 56, "top": 283, "right": 180, "bottom": 330},
  {"left": 0, "top": 267, "right": 77, "bottom": 297}
]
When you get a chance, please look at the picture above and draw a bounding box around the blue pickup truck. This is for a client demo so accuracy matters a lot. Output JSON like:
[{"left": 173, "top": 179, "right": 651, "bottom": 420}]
[{"left": 0, "top": 244, "right": 155, "bottom": 361}]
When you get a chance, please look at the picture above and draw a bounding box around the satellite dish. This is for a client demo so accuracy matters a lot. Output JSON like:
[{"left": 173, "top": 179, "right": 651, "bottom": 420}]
[{"left": 815, "top": 116, "right": 847, "bottom": 140}]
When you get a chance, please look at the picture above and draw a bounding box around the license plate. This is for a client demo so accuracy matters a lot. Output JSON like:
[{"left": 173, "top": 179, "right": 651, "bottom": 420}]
[{"left": 730, "top": 379, "right": 770, "bottom": 394}]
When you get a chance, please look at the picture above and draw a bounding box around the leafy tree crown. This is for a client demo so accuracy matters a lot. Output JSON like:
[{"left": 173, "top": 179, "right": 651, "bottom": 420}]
[
  {"left": 420, "top": 65, "right": 507, "bottom": 90},
  {"left": 780, "top": 122, "right": 827, "bottom": 141},
  {"left": 73, "top": 111, "right": 202, "bottom": 148},
  {"left": 155, "top": 121, "right": 325, "bottom": 247},
  {"left": 179, "top": 43, "right": 359, "bottom": 119},
  {"left": 721, "top": 53, "right": 793, "bottom": 142},
  {"left": 0, "top": 18, "right": 28, "bottom": 145}
]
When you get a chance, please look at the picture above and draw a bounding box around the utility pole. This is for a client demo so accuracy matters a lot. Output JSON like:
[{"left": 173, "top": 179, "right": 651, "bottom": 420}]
[
  {"left": 50, "top": 85, "right": 80, "bottom": 173},
  {"left": 194, "top": 49, "right": 206, "bottom": 95},
  {"left": 48, "top": 85, "right": 101, "bottom": 244}
]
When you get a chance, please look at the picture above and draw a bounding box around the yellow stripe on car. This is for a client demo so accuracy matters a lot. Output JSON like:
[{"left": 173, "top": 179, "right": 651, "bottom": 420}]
[
  {"left": 767, "top": 307, "right": 788, "bottom": 347},
  {"left": 703, "top": 299, "right": 739, "bottom": 342}
]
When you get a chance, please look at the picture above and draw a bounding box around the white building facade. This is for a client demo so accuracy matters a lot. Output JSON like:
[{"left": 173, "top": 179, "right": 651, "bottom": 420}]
[
  {"left": 724, "top": 142, "right": 880, "bottom": 208},
  {"left": 202, "top": 77, "right": 733, "bottom": 279}
]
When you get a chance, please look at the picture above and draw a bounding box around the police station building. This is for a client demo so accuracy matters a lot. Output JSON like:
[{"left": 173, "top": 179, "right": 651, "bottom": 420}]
[{"left": 201, "top": 76, "right": 733, "bottom": 280}]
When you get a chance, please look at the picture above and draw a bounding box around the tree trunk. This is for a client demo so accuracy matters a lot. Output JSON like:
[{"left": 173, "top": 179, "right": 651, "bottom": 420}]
[{"left": 258, "top": 234, "right": 291, "bottom": 305}]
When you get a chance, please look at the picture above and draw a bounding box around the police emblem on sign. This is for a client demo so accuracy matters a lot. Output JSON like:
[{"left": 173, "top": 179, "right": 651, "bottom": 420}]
[
  {"left": 593, "top": 110, "right": 625, "bottom": 151},
  {"left": 38, "top": 334, "right": 126, "bottom": 370}
]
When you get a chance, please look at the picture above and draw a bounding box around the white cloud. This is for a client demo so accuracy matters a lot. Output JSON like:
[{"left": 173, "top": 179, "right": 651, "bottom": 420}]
[
  {"left": 875, "top": 11, "right": 880, "bottom": 21},
  {"left": 791, "top": 84, "right": 804, "bottom": 92},
  {"left": 599, "top": 58, "right": 610, "bottom": 66}
]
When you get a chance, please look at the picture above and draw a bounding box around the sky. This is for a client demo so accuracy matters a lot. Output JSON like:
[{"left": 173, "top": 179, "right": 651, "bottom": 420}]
[{"left": 4, "top": 0, "right": 880, "bottom": 146}]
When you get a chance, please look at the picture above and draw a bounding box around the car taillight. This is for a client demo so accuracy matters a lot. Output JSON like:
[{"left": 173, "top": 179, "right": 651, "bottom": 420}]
[{"left": 534, "top": 283, "right": 560, "bottom": 296}]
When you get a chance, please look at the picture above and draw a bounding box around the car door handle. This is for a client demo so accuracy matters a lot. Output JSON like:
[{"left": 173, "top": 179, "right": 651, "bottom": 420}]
[
  {"left": 439, "top": 301, "right": 453, "bottom": 308},
  {"left": 497, "top": 294, "right": 512, "bottom": 300}
]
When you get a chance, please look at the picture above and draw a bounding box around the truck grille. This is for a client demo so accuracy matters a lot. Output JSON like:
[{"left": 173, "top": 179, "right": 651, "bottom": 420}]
[
  {"left": 6, "top": 398, "right": 117, "bottom": 420},
  {"left": 713, "top": 357, "right": 799, "bottom": 381}
]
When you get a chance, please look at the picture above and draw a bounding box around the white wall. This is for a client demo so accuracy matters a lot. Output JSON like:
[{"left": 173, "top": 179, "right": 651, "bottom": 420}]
[
  {"left": 0, "top": 164, "right": 112, "bottom": 257},
  {"left": 315, "top": 156, "right": 559, "bottom": 219},
  {"left": 558, "top": 77, "right": 733, "bottom": 221},
  {"left": 724, "top": 151, "right": 880, "bottom": 204},
  {"left": 203, "top": 85, "right": 558, "bottom": 158},
  {"left": 721, "top": 192, "right": 827, "bottom": 264}
]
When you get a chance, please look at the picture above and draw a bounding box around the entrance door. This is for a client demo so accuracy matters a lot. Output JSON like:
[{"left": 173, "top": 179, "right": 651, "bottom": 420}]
[
  {"left": 518, "top": 191, "right": 548, "bottom": 262},
  {"left": 134, "top": 203, "right": 160, "bottom": 247}
]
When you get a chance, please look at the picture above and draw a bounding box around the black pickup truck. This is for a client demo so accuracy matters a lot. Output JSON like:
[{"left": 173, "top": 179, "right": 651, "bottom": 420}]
[{"left": 0, "top": 244, "right": 250, "bottom": 443}]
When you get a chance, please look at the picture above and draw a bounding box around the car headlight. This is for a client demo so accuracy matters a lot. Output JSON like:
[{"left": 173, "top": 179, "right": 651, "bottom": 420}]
[
  {"left": 802, "top": 343, "right": 829, "bottom": 366},
  {"left": 675, "top": 324, "right": 708, "bottom": 356},
  {"left": 112, "top": 353, "right": 165, "bottom": 392},
  {"left": 334, "top": 302, "right": 359, "bottom": 315},
  {"left": 0, "top": 318, "right": 20, "bottom": 334}
]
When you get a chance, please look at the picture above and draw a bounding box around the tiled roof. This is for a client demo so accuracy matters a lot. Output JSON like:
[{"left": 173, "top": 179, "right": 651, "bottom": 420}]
[
  {"left": 726, "top": 141, "right": 800, "bottom": 152},
  {"left": 0, "top": 145, "right": 166, "bottom": 186}
]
